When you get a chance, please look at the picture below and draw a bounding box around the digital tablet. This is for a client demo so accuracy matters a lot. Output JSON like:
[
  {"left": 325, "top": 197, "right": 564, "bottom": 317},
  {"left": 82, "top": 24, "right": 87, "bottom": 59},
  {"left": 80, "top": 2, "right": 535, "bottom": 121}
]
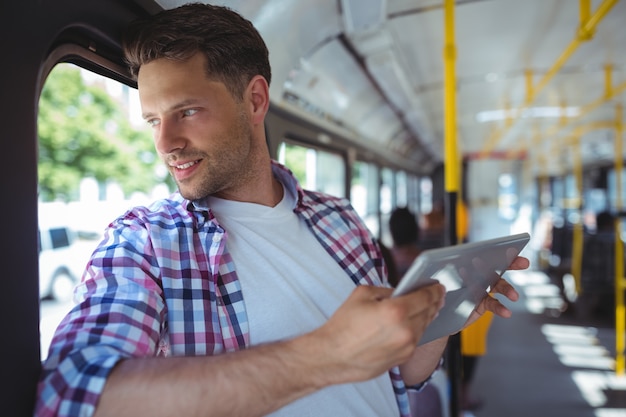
[{"left": 391, "top": 232, "right": 530, "bottom": 345}]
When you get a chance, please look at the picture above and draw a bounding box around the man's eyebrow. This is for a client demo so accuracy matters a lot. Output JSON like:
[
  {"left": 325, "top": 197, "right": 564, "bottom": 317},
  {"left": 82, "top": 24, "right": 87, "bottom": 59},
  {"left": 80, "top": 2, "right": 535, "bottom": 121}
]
[{"left": 142, "top": 99, "right": 204, "bottom": 120}]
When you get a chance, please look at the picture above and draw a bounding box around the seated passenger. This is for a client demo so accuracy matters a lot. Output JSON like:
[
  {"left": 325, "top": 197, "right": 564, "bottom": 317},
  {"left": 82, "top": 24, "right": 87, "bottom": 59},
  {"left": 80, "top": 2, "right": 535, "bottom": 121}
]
[
  {"left": 420, "top": 203, "right": 446, "bottom": 250},
  {"left": 389, "top": 207, "right": 423, "bottom": 283},
  {"left": 579, "top": 210, "right": 620, "bottom": 319}
]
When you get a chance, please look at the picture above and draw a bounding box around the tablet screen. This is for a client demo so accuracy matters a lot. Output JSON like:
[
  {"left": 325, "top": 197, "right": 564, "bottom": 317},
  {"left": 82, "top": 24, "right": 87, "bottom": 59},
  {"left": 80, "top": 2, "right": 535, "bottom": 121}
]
[{"left": 391, "top": 232, "right": 530, "bottom": 345}]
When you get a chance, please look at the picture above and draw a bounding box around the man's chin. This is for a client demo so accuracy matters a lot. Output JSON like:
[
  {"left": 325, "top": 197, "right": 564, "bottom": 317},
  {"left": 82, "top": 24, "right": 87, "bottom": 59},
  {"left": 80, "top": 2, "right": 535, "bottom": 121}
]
[
  {"left": 177, "top": 185, "right": 211, "bottom": 201},
  {"left": 176, "top": 184, "right": 197, "bottom": 200},
  {"left": 179, "top": 190, "right": 202, "bottom": 201}
]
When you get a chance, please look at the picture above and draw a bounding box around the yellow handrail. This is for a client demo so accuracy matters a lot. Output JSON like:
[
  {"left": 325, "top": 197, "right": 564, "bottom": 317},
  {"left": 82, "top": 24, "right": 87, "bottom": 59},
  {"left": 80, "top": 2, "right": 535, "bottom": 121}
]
[
  {"left": 509, "top": 77, "right": 626, "bottom": 157},
  {"left": 481, "top": 0, "right": 619, "bottom": 156},
  {"left": 571, "top": 137, "right": 584, "bottom": 294},
  {"left": 615, "top": 103, "right": 625, "bottom": 375},
  {"left": 443, "top": 3, "right": 462, "bottom": 416},
  {"left": 444, "top": 0, "right": 458, "bottom": 195},
  {"left": 534, "top": 77, "right": 626, "bottom": 147},
  {"left": 614, "top": 219, "right": 624, "bottom": 375}
]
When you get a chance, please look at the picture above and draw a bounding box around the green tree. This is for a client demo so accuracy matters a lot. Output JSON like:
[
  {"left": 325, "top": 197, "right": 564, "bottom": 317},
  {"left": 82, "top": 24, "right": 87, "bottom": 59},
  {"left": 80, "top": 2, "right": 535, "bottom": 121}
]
[
  {"left": 37, "top": 64, "right": 168, "bottom": 202},
  {"left": 281, "top": 143, "right": 307, "bottom": 185}
]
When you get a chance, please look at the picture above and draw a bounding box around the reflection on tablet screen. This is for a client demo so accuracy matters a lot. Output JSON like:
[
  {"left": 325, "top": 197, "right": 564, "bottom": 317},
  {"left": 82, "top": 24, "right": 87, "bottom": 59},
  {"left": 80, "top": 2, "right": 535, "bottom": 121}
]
[{"left": 432, "top": 264, "right": 463, "bottom": 291}]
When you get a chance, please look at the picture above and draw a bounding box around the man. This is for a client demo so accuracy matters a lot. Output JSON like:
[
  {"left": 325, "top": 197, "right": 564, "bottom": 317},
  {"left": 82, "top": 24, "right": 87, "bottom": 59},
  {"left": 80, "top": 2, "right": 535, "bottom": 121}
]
[
  {"left": 388, "top": 206, "right": 423, "bottom": 283},
  {"left": 35, "top": 4, "right": 527, "bottom": 416}
]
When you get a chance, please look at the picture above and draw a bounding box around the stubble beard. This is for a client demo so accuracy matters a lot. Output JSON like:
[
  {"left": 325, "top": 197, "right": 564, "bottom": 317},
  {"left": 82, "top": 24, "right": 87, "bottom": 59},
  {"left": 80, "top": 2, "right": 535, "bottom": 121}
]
[{"left": 174, "top": 110, "right": 255, "bottom": 201}]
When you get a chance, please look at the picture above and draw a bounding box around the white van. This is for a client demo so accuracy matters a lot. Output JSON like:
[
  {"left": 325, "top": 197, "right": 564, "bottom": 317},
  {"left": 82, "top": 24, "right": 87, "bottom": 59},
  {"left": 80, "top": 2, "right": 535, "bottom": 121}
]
[{"left": 38, "top": 225, "right": 91, "bottom": 301}]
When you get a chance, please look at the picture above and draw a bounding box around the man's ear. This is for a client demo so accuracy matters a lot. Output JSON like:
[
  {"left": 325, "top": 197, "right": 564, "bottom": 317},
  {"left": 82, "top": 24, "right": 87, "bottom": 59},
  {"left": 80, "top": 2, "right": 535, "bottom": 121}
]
[{"left": 247, "top": 75, "right": 270, "bottom": 125}]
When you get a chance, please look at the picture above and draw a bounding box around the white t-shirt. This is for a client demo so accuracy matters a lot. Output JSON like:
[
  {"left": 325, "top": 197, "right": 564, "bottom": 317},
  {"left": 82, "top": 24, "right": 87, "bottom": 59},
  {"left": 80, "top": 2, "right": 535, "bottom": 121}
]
[{"left": 207, "top": 185, "right": 399, "bottom": 417}]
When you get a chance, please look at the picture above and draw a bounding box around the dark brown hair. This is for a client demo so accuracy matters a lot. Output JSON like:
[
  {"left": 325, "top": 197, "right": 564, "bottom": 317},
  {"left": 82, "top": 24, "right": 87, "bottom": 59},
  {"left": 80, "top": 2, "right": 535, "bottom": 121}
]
[
  {"left": 389, "top": 207, "right": 419, "bottom": 246},
  {"left": 123, "top": 3, "right": 272, "bottom": 100}
]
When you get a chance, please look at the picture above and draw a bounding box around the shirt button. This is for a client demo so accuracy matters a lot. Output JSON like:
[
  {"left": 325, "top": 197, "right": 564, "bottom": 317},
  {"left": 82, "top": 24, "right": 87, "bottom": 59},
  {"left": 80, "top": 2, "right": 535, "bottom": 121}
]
[{"left": 212, "top": 234, "right": 222, "bottom": 243}]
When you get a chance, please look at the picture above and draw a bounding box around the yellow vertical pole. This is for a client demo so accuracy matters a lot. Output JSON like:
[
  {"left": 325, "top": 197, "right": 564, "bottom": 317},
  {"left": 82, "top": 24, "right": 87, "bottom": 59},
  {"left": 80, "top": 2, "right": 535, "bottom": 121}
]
[
  {"left": 571, "top": 136, "right": 584, "bottom": 294},
  {"left": 444, "top": 0, "right": 459, "bottom": 200},
  {"left": 614, "top": 103, "right": 625, "bottom": 375},
  {"left": 605, "top": 65, "right": 614, "bottom": 99},
  {"left": 443, "top": 1, "right": 461, "bottom": 415},
  {"left": 615, "top": 104, "right": 623, "bottom": 210},
  {"left": 580, "top": 0, "right": 591, "bottom": 27}
]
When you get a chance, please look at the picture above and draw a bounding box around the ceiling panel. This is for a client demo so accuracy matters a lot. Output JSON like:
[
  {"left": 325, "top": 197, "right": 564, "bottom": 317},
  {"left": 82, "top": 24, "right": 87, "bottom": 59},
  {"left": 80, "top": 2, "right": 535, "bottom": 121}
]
[{"left": 154, "top": 0, "right": 626, "bottom": 174}]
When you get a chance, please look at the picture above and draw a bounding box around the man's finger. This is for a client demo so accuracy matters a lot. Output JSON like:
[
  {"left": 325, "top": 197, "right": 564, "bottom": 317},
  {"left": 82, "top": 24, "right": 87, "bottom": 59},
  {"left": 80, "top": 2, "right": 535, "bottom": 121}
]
[
  {"left": 393, "top": 283, "right": 445, "bottom": 317},
  {"left": 508, "top": 256, "right": 530, "bottom": 270}
]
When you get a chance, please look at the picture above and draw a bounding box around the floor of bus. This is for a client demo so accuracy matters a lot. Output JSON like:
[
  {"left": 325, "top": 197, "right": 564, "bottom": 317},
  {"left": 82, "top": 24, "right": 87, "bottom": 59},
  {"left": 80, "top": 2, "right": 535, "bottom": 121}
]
[{"left": 461, "top": 269, "right": 626, "bottom": 417}]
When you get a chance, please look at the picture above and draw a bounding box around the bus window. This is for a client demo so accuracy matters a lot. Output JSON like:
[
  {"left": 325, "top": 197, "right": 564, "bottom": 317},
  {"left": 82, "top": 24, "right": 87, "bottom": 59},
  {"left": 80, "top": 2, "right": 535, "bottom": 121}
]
[
  {"left": 395, "top": 170, "right": 407, "bottom": 208},
  {"left": 380, "top": 168, "right": 394, "bottom": 213},
  {"left": 37, "top": 63, "right": 173, "bottom": 359},
  {"left": 608, "top": 168, "right": 626, "bottom": 212},
  {"left": 564, "top": 173, "right": 580, "bottom": 225},
  {"left": 549, "top": 176, "right": 566, "bottom": 226},
  {"left": 498, "top": 173, "right": 519, "bottom": 221},
  {"left": 420, "top": 176, "right": 433, "bottom": 215},
  {"left": 379, "top": 167, "right": 394, "bottom": 245},
  {"left": 277, "top": 142, "right": 346, "bottom": 198},
  {"left": 351, "top": 161, "right": 380, "bottom": 237},
  {"left": 406, "top": 174, "right": 420, "bottom": 216}
]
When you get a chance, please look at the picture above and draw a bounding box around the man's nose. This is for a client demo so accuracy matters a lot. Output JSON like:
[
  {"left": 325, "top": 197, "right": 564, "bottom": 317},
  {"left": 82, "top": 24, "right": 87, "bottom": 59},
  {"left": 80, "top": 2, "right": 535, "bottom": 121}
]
[{"left": 155, "top": 118, "right": 186, "bottom": 155}]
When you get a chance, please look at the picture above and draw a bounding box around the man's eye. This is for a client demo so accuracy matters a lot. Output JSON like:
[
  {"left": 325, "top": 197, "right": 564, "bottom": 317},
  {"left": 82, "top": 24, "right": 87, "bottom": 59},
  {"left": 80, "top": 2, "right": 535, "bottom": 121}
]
[
  {"left": 182, "top": 109, "right": 198, "bottom": 117},
  {"left": 146, "top": 118, "right": 161, "bottom": 127}
]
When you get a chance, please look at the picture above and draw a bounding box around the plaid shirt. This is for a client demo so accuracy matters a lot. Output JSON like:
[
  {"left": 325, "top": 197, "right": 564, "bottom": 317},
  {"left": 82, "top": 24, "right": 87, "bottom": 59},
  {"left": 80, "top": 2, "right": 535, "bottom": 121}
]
[{"left": 35, "top": 162, "right": 411, "bottom": 417}]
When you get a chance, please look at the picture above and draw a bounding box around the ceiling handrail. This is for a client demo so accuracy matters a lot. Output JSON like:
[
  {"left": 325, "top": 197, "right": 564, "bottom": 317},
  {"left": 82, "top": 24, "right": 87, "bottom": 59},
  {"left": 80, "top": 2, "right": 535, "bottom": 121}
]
[
  {"left": 509, "top": 76, "right": 626, "bottom": 156},
  {"left": 479, "top": 0, "right": 620, "bottom": 157},
  {"left": 540, "top": 69, "right": 626, "bottom": 139}
]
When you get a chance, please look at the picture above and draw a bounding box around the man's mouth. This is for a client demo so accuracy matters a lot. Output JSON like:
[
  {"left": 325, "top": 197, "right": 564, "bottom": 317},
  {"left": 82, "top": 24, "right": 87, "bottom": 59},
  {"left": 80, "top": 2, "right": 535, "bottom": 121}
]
[{"left": 173, "top": 160, "right": 201, "bottom": 170}]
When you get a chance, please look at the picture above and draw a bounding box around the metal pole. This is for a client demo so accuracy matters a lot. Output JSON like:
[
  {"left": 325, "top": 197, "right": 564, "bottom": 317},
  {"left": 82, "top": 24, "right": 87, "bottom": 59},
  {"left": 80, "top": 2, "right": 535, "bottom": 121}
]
[
  {"left": 614, "top": 103, "right": 625, "bottom": 375},
  {"left": 443, "top": 1, "right": 461, "bottom": 415},
  {"left": 571, "top": 136, "right": 584, "bottom": 295}
]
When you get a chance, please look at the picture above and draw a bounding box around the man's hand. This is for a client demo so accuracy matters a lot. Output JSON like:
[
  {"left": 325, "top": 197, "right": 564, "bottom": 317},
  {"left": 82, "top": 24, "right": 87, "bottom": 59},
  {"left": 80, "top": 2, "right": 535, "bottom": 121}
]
[
  {"left": 306, "top": 283, "right": 445, "bottom": 386},
  {"left": 463, "top": 255, "right": 529, "bottom": 328}
]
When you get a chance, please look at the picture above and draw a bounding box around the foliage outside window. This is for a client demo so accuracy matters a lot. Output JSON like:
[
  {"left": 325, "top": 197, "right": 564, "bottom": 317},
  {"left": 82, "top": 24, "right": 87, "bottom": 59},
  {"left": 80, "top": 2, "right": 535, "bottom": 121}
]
[
  {"left": 278, "top": 142, "right": 345, "bottom": 198},
  {"left": 37, "top": 64, "right": 170, "bottom": 202}
]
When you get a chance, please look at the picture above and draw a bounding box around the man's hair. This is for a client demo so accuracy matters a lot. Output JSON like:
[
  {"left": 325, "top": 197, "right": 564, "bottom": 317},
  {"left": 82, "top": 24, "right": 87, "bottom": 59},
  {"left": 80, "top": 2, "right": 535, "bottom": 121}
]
[
  {"left": 123, "top": 3, "right": 272, "bottom": 100},
  {"left": 389, "top": 207, "right": 419, "bottom": 246}
]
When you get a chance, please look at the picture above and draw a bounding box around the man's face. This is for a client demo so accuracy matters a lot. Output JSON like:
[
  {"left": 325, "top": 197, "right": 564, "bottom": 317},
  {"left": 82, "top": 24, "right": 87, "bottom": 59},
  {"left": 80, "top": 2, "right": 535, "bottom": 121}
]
[{"left": 137, "top": 53, "right": 254, "bottom": 200}]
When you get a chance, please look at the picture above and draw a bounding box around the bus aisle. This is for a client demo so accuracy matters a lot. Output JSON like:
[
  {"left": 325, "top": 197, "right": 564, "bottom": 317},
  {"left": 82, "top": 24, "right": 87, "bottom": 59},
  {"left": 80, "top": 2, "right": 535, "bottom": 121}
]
[{"left": 467, "top": 269, "right": 626, "bottom": 417}]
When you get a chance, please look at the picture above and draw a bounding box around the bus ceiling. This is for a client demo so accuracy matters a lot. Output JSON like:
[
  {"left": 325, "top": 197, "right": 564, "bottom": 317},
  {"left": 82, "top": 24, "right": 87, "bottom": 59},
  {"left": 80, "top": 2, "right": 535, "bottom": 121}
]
[{"left": 151, "top": 0, "right": 626, "bottom": 177}]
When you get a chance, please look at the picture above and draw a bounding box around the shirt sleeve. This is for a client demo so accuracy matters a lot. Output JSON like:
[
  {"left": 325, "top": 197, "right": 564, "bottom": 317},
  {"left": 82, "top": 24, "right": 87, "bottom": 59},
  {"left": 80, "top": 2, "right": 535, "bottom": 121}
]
[{"left": 35, "top": 214, "right": 167, "bottom": 417}]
